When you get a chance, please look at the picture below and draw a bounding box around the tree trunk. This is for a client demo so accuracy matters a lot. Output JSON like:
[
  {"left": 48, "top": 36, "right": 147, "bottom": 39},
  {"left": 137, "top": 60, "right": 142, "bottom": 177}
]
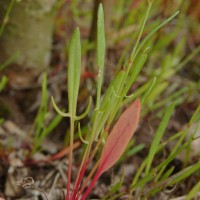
[{"left": 0, "top": 0, "right": 57, "bottom": 85}]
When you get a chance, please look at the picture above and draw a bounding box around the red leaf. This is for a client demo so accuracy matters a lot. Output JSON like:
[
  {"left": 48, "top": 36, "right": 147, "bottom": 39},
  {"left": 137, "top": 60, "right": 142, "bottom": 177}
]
[
  {"left": 98, "top": 98, "right": 141, "bottom": 174},
  {"left": 80, "top": 99, "right": 140, "bottom": 200}
]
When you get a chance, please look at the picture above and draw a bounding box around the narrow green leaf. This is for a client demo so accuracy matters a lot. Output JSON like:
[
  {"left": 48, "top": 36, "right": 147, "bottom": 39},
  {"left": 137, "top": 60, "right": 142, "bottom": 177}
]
[
  {"left": 78, "top": 122, "right": 89, "bottom": 144},
  {"left": 145, "top": 161, "right": 200, "bottom": 196},
  {"left": 127, "top": 144, "right": 145, "bottom": 157},
  {"left": 108, "top": 49, "right": 148, "bottom": 128},
  {"left": 75, "top": 96, "right": 92, "bottom": 121},
  {"left": 0, "top": 76, "right": 8, "bottom": 92},
  {"left": 134, "top": 11, "right": 179, "bottom": 59},
  {"left": 39, "top": 114, "right": 63, "bottom": 147},
  {"left": 155, "top": 130, "right": 187, "bottom": 172},
  {"left": 96, "top": 3, "right": 105, "bottom": 109},
  {"left": 97, "top": 3, "right": 105, "bottom": 69},
  {"left": 68, "top": 28, "right": 81, "bottom": 116},
  {"left": 41, "top": 73, "right": 48, "bottom": 108},
  {"left": 176, "top": 44, "right": 200, "bottom": 72},
  {"left": 35, "top": 73, "right": 48, "bottom": 135},
  {"left": 145, "top": 103, "right": 175, "bottom": 175},
  {"left": 32, "top": 73, "right": 48, "bottom": 153},
  {"left": 99, "top": 69, "right": 126, "bottom": 112},
  {"left": 161, "top": 167, "right": 174, "bottom": 181},
  {"left": 124, "top": 51, "right": 148, "bottom": 97},
  {"left": 141, "top": 77, "right": 157, "bottom": 104},
  {"left": 168, "top": 161, "right": 200, "bottom": 185},
  {"left": 186, "top": 180, "right": 200, "bottom": 200},
  {"left": 51, "top": 96, "right": 71, "bottom": 117},
  {"left": 130, "top": 3, "right": 152, "bottom": 62},
  {"left": 94, "top": 69, "right": 126, "bottom": 138},
  {"left": 133, "top": 172, "right": 155, "bottom": 188},
  {"left": 189, "top": 105, "right": 200, "bottom": 125}
]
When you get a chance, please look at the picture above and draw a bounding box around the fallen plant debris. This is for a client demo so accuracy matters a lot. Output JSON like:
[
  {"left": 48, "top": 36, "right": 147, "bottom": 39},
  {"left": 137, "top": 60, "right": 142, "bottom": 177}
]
[{"left": 16, "top": 177, "right": 49, "bottom": 200}]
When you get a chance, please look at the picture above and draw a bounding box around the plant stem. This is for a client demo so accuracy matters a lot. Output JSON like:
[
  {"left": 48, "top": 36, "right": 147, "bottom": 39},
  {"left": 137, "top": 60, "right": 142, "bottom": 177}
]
[
  {"left": 66, "top": 117, "right": 74, "bottom": 200},
  {"left": 75, "top": 134, "right": 104, "bottom": 199},
  {"left": 80, "top": 171, "right": 101, "bottom": 200},
  {"left": 71, "top": 113, "right": 100, "bottom": 198}
]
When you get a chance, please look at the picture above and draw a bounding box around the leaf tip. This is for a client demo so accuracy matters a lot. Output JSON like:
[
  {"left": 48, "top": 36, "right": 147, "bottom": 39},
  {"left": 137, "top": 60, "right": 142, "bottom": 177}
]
[{"left": 134, "top": 98, "right": 141, "bottom": 110}]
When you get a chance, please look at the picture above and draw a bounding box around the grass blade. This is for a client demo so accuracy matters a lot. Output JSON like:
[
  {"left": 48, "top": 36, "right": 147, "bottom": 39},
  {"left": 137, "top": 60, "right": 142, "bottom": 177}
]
[
  {"left": 186, "top": 180, "right": 200, "bottom": 200},
  {"left": 145, "top": 103, "right": 175, "bottom": 175}
]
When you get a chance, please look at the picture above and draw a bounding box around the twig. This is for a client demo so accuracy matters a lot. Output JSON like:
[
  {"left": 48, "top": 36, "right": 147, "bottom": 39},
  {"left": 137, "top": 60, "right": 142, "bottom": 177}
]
[{"left": 16, "top": 177, "right": 49, "bottom": 200}]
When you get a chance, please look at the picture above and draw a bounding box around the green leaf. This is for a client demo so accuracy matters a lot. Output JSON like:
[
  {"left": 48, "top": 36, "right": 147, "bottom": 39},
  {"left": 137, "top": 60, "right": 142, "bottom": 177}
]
[
  {"left": 124, "top": 51, "right": 148, "bottom": 96},
  {"left": 134, "top": 11, "right": 179, "bottom": 59},
  {"left": 145, "top": 103, "right": 175, "bottom": 175},
  {"left": 68, "top": 28, "right": 81, "bottom": 116},
  {"left": 97, "top": 3, "right": 105, "bottom": 69},
  {"left": 0, "top": 76, "right": 8, "bottom": 92},
  {"left": 40, "top": 114, "right": 63, "bottom": 143},
  {"left": 96, "top": 3, "right": 106, "bottom": 109},
  {"left": 75, "top": 96, "right": 92, "bottom": 120},
  {"left": 141, "top": 76, "right": 157, "bottom": 104},
  {"left": 32, "top": 73, "right": 48, "bottom": 153},
  {"left": 51, "top": 96, "right": 71, "bottom": 117},
  {"left": 94, "top": 69, "right": 126, "bottom": 138},
  {"left": 186, "top": 179, "right": 200, "bottom": 200},
  {"left": 168, "top": 161, "right": 200, "bottom": 186}
]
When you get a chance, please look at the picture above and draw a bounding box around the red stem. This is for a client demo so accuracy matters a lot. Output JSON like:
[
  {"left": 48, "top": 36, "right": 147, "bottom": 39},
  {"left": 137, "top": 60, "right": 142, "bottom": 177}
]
[
  {"left": 71, "top": 134, "right": 104, "bottom": 199},
  {"left": 66, "top": 118, "right": 74, "bottom": 200},
  {"left": 80, "top": 169, "right": 101, "bottom": 200},
  {"left": 70, "top": 162, "right": 87, "bottom": 199}
]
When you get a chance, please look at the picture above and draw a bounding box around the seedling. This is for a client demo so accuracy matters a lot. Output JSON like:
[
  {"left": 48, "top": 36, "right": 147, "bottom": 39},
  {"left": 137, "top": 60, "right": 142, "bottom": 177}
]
[{"left": 51, "top": 2, "right": 179, "bottom": 200}]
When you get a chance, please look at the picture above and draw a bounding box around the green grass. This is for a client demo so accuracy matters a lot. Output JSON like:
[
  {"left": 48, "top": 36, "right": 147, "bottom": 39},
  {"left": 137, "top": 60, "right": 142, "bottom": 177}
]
[
  {"left": 31, "top": 73, "right": 63, "bottom": 154},
  {"left": 145, "top": 103, "right": 176, "bottom": 175},
  {"left": 128, "top": 105, "right": 200, "bottom": 199}
]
